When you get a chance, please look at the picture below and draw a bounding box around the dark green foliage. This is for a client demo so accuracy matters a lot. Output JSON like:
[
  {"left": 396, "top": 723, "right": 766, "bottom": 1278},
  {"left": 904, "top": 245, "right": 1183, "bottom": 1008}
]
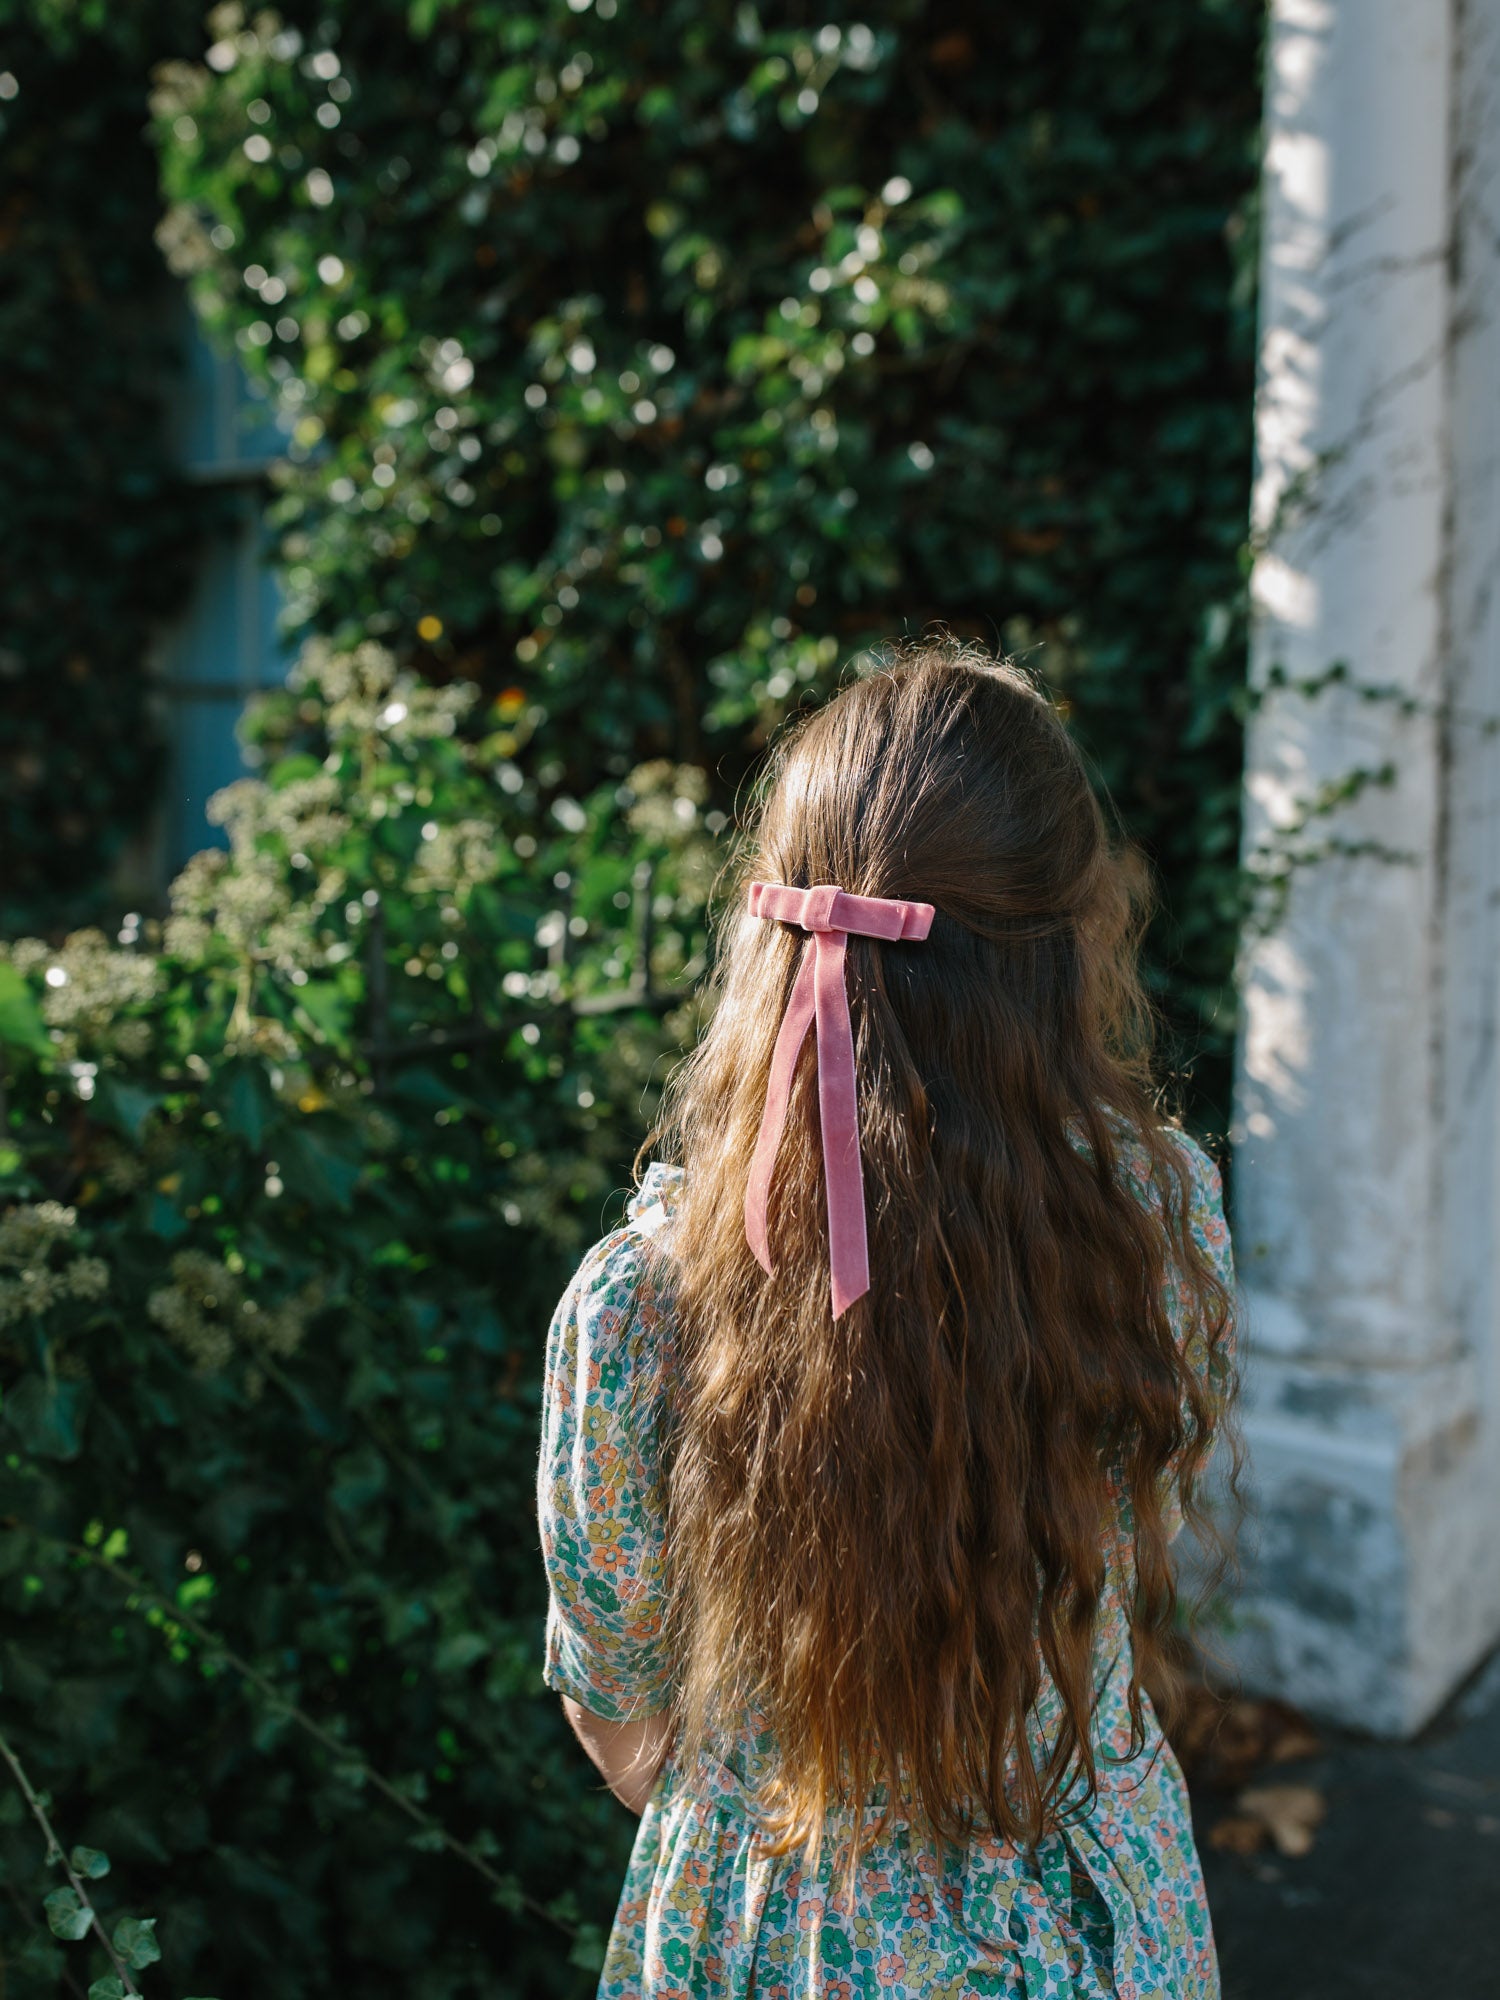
[
  {"left": 1, "top": 1, "right": 1260, "bottom": 1992},
  {"left": 0, "top": 4, "right": 215, "bottom": 933},
  {"left": 153, "top": 0, "right": 1260, "bottom": 1113},
  {"left": 0, "top": 646, "right": 712, "bottom": 1996}
]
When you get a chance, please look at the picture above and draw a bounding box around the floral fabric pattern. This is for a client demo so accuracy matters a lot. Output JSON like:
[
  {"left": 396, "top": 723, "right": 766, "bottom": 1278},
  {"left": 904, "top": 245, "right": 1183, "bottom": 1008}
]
[{"left": 538, "top": 1134, "right": 1234, "bottom": 1999}]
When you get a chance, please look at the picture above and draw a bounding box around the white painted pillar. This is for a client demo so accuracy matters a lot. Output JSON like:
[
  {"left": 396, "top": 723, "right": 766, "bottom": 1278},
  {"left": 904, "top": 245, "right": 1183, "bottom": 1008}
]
[{"left": 1234, "top": 0, "right": 1500, "bottom": 1733}]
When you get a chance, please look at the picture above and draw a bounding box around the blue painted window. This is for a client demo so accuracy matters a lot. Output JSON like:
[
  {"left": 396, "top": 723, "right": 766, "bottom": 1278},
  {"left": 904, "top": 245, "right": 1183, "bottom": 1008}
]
[{"left": 154, "top": 296, "right": 291, "bottom": 872}]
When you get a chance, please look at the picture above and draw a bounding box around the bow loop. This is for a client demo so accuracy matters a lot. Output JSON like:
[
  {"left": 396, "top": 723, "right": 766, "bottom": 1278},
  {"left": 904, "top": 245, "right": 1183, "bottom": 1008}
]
[{"left": 801, "top": 883, "right": 841, "bottom": 932}]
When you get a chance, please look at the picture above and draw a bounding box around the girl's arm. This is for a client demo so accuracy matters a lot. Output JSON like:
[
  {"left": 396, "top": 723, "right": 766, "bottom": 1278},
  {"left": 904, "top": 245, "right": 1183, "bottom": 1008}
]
[{"left": 560, "top": 1697, "right": 673, "bottom": 1814}]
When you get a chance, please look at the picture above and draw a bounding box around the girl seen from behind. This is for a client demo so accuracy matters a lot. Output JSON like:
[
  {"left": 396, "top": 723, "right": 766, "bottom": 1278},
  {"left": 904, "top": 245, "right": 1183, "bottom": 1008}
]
[{"left": 538, "top": 640, "right": 1237, "bottom": 1999}]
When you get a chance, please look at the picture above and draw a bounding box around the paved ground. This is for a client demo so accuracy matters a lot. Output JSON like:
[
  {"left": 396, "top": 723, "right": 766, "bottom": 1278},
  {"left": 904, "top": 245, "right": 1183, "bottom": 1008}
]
[{"left": 1193, "top": 1649, "right": 1500, "bottom": 1999}]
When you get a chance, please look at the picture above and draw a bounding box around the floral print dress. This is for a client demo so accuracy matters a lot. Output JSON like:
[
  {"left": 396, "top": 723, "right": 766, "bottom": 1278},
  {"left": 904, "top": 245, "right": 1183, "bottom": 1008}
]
[{"left": 537, "top": 1134, "right": 1234, "bottom": 2000}]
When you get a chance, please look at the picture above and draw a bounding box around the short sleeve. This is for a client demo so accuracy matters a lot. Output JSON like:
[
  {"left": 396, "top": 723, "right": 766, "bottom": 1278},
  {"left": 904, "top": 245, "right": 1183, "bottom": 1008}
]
[
  {"left": 1164, "top": 1130, "right": 1236, "bottom": 1390},
  {"left": 536, "top": 1170, "right": 681, "bottom": 1720},
  {"left": 1159, "top": 1131, "right": 1236, "bottom": 1537}
]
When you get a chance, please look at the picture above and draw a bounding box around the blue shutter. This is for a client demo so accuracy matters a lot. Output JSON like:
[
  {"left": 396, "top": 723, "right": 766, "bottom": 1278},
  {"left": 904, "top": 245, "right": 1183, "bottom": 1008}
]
[{"left": 155, "top": 293, "right": 291, "bottom": 872}]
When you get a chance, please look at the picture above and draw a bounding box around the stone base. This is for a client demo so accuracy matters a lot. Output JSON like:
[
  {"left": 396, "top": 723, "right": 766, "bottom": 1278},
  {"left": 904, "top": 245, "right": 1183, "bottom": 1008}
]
[{"left": 1222, "top": 1295, "right": 1499, "bottom": 1736}]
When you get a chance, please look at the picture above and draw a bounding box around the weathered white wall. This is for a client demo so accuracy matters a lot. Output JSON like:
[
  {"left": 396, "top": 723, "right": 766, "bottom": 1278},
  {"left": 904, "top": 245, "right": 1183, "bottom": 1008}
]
[
  {"left": 1233, "top": 0, "right": 1500, "bottom": 1734},
  {"left": 1430, "top": 0, "right": 1500, "bottom": 1706}
]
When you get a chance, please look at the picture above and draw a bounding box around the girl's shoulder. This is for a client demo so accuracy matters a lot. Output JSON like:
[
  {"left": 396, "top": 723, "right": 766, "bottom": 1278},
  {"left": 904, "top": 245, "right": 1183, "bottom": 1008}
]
[
  {"left": 1074, "top": 1116, "right": 1232, "bottom": 1287},
  {"left": 1080, "top": 1113, "right": 1224, "bottom": 1210},
  {"left": 1151, "top": 1124, "right": 1229, "bottom": 1246},
  {"left": 1126, "top": 1121, "right": 1224, "bottom": 1202},
  {"left": 623, "top": 1159, "right": 685, "bottom": 1239},
  {"left": 545, "top": 1164, "right": 683, "bottom": 1385},
  {"left": 558, "top": 1161, "right": 683, "bottom": 1294}
]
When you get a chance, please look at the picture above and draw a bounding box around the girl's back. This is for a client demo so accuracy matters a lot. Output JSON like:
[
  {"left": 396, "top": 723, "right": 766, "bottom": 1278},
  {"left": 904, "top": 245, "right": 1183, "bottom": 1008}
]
[{"left": 538, "top": 644, "right": 1237, "bottom": 1999}]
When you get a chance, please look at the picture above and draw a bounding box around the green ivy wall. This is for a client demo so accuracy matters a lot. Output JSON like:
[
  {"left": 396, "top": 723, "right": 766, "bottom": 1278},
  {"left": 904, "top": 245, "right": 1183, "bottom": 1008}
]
[{"left": 0, "top": 4, "right": 1262, "bottom": 1994}]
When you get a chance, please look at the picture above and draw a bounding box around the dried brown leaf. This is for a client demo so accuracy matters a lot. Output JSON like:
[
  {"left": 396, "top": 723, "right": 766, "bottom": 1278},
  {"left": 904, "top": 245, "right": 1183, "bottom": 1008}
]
[
  {"left": 1237, "top": 1782, "right": 1327, "bottom": 1858},
  {"left": 1267, "top": 1723, "right": 1323, "bottom": 1766}
]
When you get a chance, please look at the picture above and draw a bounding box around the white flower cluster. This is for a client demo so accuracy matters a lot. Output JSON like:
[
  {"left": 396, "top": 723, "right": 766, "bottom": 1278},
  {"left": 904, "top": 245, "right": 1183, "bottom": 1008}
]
[
  {"left": 624, "top": 761, "right": 719, "bottom": 905},
  {"left": 0, "top": 1202, "right": 110, "bottom": 1331},
  {"left": 147, "top": 1248, "right": 320, "bottom": 1375},
  {"left": 156, "top": 641, "right": 503, "bottom": 1016},
  {"left": 2, "top": 932, "right": 160, "bottom": 1060},
  {"left": 209, "top": 772, "right": 352, "bottom": 857},
  {"left": 300, "top": 637, "right": 474, "bottom": 743},
  {"left": 166, "top": 769, "right": 352, "bottom": 985},
  {"left": 622, "top": 758, "right": 708, "bottom": 845},
  {"left": 407, "top": 817, "right": 501, "bottom": 895}
]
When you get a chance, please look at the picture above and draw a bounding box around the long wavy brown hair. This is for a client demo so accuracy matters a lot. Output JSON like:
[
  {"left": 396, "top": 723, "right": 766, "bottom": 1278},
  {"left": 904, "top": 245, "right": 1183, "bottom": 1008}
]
[{"left": 649, "top": 639, "right": 1235, "bottom": 1861}]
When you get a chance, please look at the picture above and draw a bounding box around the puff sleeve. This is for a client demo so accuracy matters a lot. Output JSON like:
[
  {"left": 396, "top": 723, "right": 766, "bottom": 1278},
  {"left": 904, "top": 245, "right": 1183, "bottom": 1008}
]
[
  {"left": 1165, "top": 1131, "right": 1236, "bottom": 1385},
  {"left": 1159, "top": 1130, "right": 1237, "bottom": 1538},
  {"left": 536, "top": 1171, "right": 680, "bottom": 1720}
]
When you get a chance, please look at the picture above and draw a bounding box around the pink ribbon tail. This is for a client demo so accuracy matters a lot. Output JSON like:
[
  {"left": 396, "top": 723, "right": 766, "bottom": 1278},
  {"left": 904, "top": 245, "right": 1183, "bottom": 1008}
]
[
  {"left": 744, "top": 930, "right": 868, "bottom": 1318},
  {"left": 812, "top": 926, "right": 867, "bottom": 1319},
  {"left": 744, "top": 943, "right": 818, "bottom": 1280},
  {"left": 743, "top": 881, "right": 934, "bottom": 1320}
]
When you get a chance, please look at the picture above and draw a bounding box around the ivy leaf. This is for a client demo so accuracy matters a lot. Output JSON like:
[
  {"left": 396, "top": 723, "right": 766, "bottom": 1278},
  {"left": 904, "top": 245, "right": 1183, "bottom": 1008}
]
[
  {"left": 277, "top": 1123, "right": 363, "bottom": 1212},
  {"left": 489, "top": 1873, "right": 525, "bottom": 1914},
  {"left": 294, "top": 978, "right": 351, "bottom": 1047},
  {"left": 329, "top": 1444, "right": 388, "bottom": 1515},
  {"left": 43, "top": 1886, "right": 92, "bottom": 1941},
  {"left": 69, "top": 1845, "right": 111, "bottom": 1879},
  {"left": 93, "top": 1075, "right": 162, "bottom": 1143},
  {"left": 567, "top": 1922, "right": 608, "bottom": 1973},
  {"left": 0, "top": 964, "right": 50, "bottom": 1057},
  {"left": 432, "top": 1629, "right": 489, "bottom": 1674},
  {"left": 88, "top": 1978, "right": 128, "bottom": 2000},
  {"left": 110, "top": 1915, "right": 161, "bottom": 1970},
  {"left": 266, "top": 752, "right": 325, "bottom": 791},
  {"left": 4, "top": 1374, "right": 89, "bottom": 1461},
  {"left": 212, "top": 1061, "right": 277, "bottom": 1149}
]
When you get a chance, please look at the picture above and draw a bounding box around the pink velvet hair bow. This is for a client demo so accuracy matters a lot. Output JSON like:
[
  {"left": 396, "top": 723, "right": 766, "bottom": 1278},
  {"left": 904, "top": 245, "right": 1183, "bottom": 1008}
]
[{"left": 744, "top": 881, "right": 936, "bottom": 1318}]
